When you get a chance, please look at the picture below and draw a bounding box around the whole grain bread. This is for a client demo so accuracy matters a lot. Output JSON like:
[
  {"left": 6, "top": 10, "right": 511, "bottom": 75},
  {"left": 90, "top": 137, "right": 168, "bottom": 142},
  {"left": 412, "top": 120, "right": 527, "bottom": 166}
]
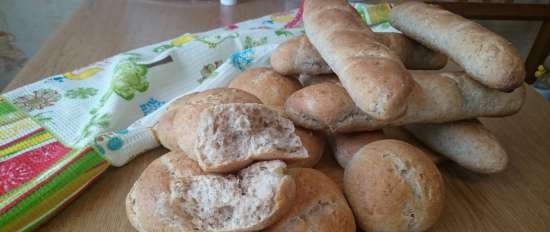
[
  {"left": 285, "top": 72, "right": 525, "bottom": 132},
  {"left": 390, "top": 1, "right": 525, "bottom": 91},
  {"left": 405, "top": 119, "right": 508, "bottom": 173},
  {"left": 271, "top": 33, "right": 447, "bottom": 76},
  {"left": 228, "top": 67, "right": 301, "bottom": 112},
  {"left": 344, "top": 139, "right": 444, "bottom": 232},
  {"left": 155, "top": 88, "right": 261, "bottom": 153},
  {"left": 126, "top": 152, "right": 295, "bottom": 232},
  {"left": 265, "top": 168, "right": 356, "bottom": 232},
  {"left": 195, "top": 103, "right": 308, "bottom": 173},
  {"left": 304, "top": 0, "right": 414, "bottom": 120}
]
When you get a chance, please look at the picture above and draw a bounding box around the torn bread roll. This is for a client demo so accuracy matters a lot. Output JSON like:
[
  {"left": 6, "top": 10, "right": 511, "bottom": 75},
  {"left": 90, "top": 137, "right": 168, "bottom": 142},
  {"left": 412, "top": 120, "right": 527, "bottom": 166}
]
[
  {"left": 271, "top": 34, "right": 447, "bottom": 75},
  {"left": 265, "top": 168, "right": 356, "bottom": 232},
  {"left": 285, "top": 72, "right": 525, "bottom": 132},
  {"left": 195, "top": 103, "right": 308, "bottom": 173},
  {"left": 304, "top": 0, "right": 414, "bottom": 121},
  {"left": 156, "top": 89, "right": 309, "bottom": 173},
  {"left": 390, "top": 1, "right": 525, "bottom": 91},
  {"left": 228, "top": 67, "right": 301, "bottom": 112},
  {"left": 344, "top": 139, "right": 444, "bottom": 232},
  {"left": 126, "top": 152, "right": 295, "bottom": 232},
  {"left": 155, "top": 88, "right": 261, "bottom": 152},
  {"left": 405, "top": 120, "right": 508, "bottom": 173},
  {"left": 328, "top": 131, "right": 386, "bottom": 168}
]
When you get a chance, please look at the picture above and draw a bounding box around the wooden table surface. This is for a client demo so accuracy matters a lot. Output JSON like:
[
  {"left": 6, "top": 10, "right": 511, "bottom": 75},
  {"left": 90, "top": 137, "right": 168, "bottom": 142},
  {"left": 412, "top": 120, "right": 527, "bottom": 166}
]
[{"left": 3, "top": 0, "right": 550, "bottom": 231}]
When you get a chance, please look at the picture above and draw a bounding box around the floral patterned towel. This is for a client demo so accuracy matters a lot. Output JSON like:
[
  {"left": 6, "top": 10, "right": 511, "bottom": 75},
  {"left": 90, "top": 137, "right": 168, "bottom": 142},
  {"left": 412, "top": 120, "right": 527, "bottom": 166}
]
[{"left": 0, "top": 3, "right": 395, "bottom": 231}]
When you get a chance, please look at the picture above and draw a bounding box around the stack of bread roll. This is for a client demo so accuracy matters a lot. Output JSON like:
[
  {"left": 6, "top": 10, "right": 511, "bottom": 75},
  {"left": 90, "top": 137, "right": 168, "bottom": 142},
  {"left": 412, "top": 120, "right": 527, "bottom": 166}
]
[{"left": 126, "top": 1, "right": 526, "bottom": 231}]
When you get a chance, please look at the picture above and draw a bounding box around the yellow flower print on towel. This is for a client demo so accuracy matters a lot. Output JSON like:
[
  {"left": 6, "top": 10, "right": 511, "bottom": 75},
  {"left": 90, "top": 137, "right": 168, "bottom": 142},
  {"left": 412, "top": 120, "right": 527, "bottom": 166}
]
[
  {"left": 63, "top": 67, "right": 103, "bottom": 80},
  {"left": 170, "top": 34, "right": 195, "bottom": 47},
  {"left": 270, "top": 12, "right": 293, "bottom": 23}
]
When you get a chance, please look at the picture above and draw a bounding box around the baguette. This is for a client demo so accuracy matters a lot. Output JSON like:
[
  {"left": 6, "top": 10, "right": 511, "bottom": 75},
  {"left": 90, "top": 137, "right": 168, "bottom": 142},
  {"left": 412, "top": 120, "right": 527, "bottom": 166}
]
[
  {"left": 405, "top": 120, "right": 508, "bottom": 173},
  {"left": 285, "top": 72, "right": 525, "bottom": 132},
  {"left": 304, "top": 0, "right": 414, "bottom": 120},
  {"left": 271, "top": 33, "right": 447, "bottom": 75},
  {"left": 126, "top": 152, "right": 295, "bottom": 232},
  {"left": 344, "top": 139, "right": 444, "bottom": 232},
  {"left": 265, "top": 168, "right": 356, "bottom": 232},
  {"left": 390, "top": 1, "right": 525, "bottom": 91}
]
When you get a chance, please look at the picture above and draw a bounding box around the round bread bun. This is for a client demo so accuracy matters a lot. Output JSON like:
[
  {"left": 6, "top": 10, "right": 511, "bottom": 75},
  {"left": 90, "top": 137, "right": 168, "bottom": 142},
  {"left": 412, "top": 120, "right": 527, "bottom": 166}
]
[
  {"left": 344, "top": 139, "right": 444, "bottom": 232},
  {"left": 265, "top": 168, "right": 356, "bottom": 232},
  {"left": 229, "top": 67, "right": 301, "bottom": 111},
  {"left": 126, "top": 151, "right": 296, "bottom": 232}
]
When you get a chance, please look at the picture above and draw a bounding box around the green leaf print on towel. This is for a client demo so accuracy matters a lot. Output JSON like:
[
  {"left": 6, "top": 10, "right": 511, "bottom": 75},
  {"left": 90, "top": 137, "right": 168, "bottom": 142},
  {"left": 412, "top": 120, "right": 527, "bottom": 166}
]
[
  {"left": 65, "top": 88, "right": 99, "bottom": 99},
  {"left": 112, "top": 60, "right": 149, "bottom": 100},
  {"left": 274, "top": 28, "right": 294, "bottom": 37},
  {"left": 243, "top": 36, "right": 268, "bottom": 49},
  {"left": 198, "top": 60, "right": 223, "bottom": 83},
  {"left": 195, "top": 33, "right": 239, "bottom": 49},
  {"left": 82, "top": 113, "right": 111, "bottom": 138}
]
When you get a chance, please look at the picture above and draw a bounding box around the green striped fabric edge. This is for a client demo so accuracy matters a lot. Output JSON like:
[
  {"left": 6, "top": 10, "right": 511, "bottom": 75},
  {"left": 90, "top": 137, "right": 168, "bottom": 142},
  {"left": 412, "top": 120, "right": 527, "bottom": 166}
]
[{"left": 0, "top": 148, "right": 106, "bottom": 228}]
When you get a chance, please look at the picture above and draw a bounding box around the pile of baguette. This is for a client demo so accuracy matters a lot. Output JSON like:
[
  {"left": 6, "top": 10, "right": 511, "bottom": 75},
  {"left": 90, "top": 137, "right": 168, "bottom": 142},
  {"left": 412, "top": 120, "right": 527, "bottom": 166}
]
[{"left": 126, "top": 1, "right": 526, "bottom": 231}]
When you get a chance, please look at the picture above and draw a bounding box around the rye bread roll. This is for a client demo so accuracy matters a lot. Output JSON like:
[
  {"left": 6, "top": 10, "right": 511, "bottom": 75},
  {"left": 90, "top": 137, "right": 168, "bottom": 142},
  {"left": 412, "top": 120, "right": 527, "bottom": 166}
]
[
  {"left": 126, "top": 152, "right": 295, "bottom": 232},
  {"left": 265, "top": 168, "right": 356, "bottom": 232},
  {"left": 304, "top": 0, "right": 414, "bottom": 121},
  {"left": 390, "top": 1, "right": 525, "bottom": 91},
  {"left": 285, "top": 72, "right": 525, "bottom": 132},
  {"left": 405, "top": 120, "right": 508, "bottom": 173},
  {"left": 344, "top": 139, "right": 444, "bottom": 232},
  {"left": 271, "top": 34, "right": 447, "bottom": 75},
  {"left": 228, "top": 67, "right": 301, "bottom": 112},
  {"left": 155, "top": 88, "right": 261, "bottom": 152}
]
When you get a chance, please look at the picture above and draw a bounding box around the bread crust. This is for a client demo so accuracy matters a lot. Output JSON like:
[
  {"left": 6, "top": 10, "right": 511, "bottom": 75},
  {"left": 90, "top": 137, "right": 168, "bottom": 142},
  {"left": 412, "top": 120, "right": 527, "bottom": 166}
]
[
  {"left": 287, "top": 127, "right": 326, "bottom": 168},
  {"left": 265, "top": 168, "right": 356, "bottom": 232},
  {"left": 328, "top": 131, "right": 386, "bottom": 168},
  {"left": 304, "top": 0, "right": 413, "bottom": 121},
  {"left": 344, "top": 139, "right": 444, "bottom": 232},
  {"left": 126, "top": 152, "right": 296, "bottom": 232},
  {"left": 405, "top": 119, "right": 508, "bottom": 173},
  {"left": 228, "top": 67, "right": 301, "bottom": 111},
  {"left": 390, "top": 1, "right": 525, "bottom": 91}
]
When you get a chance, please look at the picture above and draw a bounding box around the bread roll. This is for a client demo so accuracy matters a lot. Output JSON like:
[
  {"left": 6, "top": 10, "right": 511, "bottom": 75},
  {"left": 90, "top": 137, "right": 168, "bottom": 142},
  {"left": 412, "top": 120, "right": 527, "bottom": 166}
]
[
  {"left": 287, "top": 127, "right": 325, "bottom": 168},
  {"left": 271, "top": 34, "right": 447, "bottom": 76},
  {"left": 228, "top": 67, "right": 301, "bottom": 111},
  {"left": 285, "top": 72, "right": 525, "bottom": 132},
  {"left": 155, "top": 88, "right": 261, "bottom": 152},
  {"left": 390, "top": 1, "right": 525, "bottom": 91},
  {"left": 405, "top": 120, "right": 508, "bottom": 173},
  {"left": 344, "top": 140, "right": 444, "bottom": 232},
  {"left": 265, "top": 168, "right": 356, "bottom": 232},
  {"left": 304, "top": 0, "right": 414, "bottom": 121},
  {"left": 195, "top": 103, "right": 308, "bottom": 173},
  {"left": 328, "top": 131, "right": 386, "bottom": 168},
  {"left": 126, "top": 152, "right": 295, "bottom": 232}
]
